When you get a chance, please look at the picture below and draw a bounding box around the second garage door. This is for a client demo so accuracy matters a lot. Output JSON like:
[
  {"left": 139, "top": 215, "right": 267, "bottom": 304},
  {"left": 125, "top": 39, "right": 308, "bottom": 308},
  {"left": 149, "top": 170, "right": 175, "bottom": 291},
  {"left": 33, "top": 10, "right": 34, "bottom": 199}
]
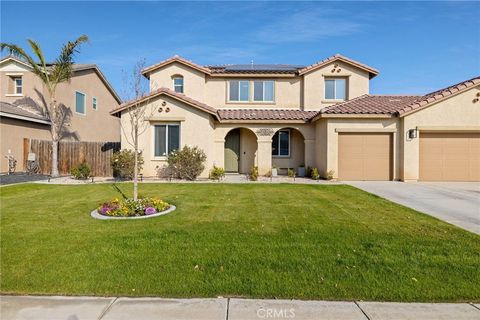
[
  {"left": 338, "top": 132, "right": 393, "bottom": 181},
  {"left": 419, "top": 132, "right": 480, "bottom": 181}
]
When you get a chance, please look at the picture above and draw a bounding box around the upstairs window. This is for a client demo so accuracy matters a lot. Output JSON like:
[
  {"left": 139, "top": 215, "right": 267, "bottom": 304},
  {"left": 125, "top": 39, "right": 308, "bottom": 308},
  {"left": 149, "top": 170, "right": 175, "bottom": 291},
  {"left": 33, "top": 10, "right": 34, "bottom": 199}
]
[
  {"left": 75, "top": 91, "right": 86, "bottom": 114},
  {"left": 173, "top": 76, "right": 184, "bottom": 93},
  {"left": 11, "top": 76, "right": 23, "bottom": 95},
  {"left": 154, "top": 124, "right": 180, "bottom": 157},
  {"left": 229, "top": 80, "right": 249, "bottom": 102},
  {"left": 254, "top": 80, "right": 274, "bottom": 102},
  {"left": 272, "top": 130, "right": 290, "bottom": 157},
  {"left": 325, "top": 78, "right": 346, "bottom": 100},
  {"left": 92, "top": 97, "right": 97, "bottom": 110}
]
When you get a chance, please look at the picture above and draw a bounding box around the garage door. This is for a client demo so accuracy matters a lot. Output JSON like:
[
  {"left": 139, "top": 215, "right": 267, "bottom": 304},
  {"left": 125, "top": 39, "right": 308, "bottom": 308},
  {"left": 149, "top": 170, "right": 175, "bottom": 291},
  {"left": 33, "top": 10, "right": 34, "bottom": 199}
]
[
  {"left": 338, "top": 133, "right": 392, "bottom": 180},
  {"left": 419, "top": 132, "right": 480, "bottom": 181}
]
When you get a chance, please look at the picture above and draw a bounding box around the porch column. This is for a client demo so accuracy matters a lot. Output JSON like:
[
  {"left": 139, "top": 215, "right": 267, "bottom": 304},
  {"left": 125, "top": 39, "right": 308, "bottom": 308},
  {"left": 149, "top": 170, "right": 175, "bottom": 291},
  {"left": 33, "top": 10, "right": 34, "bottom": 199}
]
[
  {"left": 256, "top": 138, "right": 272, "bottom": 175},
  {"left": 214, "top": 139, "right": 225, "bottom": 168},
  {"left": 304, "top": 139, "right": 315, "bottom": 169}
]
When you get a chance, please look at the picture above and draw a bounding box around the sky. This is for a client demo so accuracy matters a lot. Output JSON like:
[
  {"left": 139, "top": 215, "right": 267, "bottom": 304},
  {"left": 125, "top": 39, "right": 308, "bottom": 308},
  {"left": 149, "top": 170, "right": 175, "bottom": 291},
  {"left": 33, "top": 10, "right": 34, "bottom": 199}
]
[{"left": 1, "top": 1, "right": 479, "bottom": 98}]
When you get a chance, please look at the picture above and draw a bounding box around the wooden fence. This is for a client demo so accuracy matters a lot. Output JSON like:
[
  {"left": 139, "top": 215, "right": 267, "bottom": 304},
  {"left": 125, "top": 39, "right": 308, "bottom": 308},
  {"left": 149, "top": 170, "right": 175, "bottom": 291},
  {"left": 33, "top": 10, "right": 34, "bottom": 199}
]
[{"left": 24, "top": 139, "right": 121, "bottom": 176}]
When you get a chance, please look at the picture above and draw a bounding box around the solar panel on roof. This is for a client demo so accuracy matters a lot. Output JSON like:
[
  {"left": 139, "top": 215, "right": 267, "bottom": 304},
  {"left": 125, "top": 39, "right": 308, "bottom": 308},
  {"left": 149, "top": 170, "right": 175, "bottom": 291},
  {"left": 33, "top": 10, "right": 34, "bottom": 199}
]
[{"left": 224, "top": 64, "right": 304, "bottom": 71}]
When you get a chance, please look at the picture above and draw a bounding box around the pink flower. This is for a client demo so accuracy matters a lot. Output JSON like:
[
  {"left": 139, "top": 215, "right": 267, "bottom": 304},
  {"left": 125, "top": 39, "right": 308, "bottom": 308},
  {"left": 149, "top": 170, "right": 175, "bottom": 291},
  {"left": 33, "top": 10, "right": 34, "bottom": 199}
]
[{"left": 144, "top": 207, "right": 156, "bottom": 215}]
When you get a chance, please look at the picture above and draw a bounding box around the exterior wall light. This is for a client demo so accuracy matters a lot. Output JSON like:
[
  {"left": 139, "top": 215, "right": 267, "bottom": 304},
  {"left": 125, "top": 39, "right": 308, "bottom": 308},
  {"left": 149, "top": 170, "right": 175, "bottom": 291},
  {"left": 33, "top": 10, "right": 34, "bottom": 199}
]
[{"left": 408, "top": 128, "right": 418, "bottom": 139}]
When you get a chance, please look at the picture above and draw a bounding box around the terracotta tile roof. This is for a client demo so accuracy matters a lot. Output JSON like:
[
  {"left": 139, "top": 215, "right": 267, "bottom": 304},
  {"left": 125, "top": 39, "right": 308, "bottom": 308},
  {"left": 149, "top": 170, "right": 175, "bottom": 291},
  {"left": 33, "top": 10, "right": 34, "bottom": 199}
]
[
  {"left": 298, "top": 54, "right": 379, "bottom": 78},
  {"left": 217, "top": 109, "right": 319, "bottom": 122},
  {"left": 320, "top": 95, "right": 421, "bottom": 115},
  {"left": 110, "top": 87, "right": 218, "bottom": 117},
  {"left": 142, "top": 55, "right": 211, "bottom": 77},
  {"left": 397, "top": 76, "right": 480, "bottom": 116}
]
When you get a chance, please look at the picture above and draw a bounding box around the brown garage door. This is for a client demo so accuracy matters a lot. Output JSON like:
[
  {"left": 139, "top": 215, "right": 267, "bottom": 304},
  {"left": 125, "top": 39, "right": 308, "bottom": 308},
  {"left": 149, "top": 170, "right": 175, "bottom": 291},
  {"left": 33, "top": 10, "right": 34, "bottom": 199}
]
[
  {"left": 419, "top": 132, "right": 480, "bottom": 181},
  {"left": 338, "top": 133, "right": 393, "bottom": 180}
]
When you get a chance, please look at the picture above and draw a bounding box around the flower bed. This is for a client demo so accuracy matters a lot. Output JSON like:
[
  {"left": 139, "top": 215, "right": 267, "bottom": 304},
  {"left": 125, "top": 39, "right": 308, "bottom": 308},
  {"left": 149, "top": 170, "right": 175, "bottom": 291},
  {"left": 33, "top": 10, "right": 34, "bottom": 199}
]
[{"left": 97, "top": 197, "right": 171, "bottom": 217}]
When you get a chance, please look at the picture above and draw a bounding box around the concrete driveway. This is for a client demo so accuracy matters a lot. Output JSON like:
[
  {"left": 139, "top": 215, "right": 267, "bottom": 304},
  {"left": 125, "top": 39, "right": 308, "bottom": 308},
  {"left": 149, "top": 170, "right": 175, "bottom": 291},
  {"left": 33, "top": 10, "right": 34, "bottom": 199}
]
[{"left": 347, "top": 181, "right": 480, "bottom": 235}]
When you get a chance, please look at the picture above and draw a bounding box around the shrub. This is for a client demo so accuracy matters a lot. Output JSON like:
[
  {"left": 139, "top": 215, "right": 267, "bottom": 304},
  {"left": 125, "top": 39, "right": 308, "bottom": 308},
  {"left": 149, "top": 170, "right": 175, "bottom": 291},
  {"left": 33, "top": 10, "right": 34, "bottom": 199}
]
[
  {"left": 264, "top": 169, "right": 272, "bottom": 178},
  {"left": 111, "top": 150, "right": 144, "bottom": 180},
  {"left": 288, "top": 168, "right": 296, "bottom": 177},
  {"left": 98, "top": 197, "right": 170, "bottom": 217},
  {"left": 209, "top": 166, "right": 225, "bottom": 181},
  {"left": 70, "top": 162, "right": 91, "bottom": 180},
  {"left": 167, "top": 146, "right": 206, "bottom": 180},
  {"left": 249, "top": 166, "right": 259, "bottom": 181},
  {"left": 311, "top": 167, "right": 320, "bottom": 180},
  {"left": 324, "top": 170, "right": 335, "bottom": 180},
  {"left": 306, "top": 166, "right": 312, "bottom": 177}
]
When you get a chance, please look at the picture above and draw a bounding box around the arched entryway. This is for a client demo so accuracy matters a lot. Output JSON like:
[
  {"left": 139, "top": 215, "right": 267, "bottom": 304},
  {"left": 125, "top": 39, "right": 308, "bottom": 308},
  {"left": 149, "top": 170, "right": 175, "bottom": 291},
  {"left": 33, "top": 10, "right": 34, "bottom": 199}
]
[
  {"left": 224, "top": 128, "right": 258, "bottom": 173},
  {"left": 271, "top": 127, "right": 305, "bottom": 175}
]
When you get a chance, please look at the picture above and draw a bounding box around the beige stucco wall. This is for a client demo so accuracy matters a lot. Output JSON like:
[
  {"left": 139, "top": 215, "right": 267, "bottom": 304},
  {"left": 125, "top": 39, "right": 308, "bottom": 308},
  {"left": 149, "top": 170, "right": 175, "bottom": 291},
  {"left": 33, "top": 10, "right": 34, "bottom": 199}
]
[
  {"left": 303, "top": 61, "right": 370, "bottom": 110},
  {"left": 401, "top": 85, "right": 480, "bottom": 181},
  {"left": 120, "top": 95, "right": 216, "bottom": 177},
  {"left": 0, "top": 117, "right": 51, "bottom": 172},
  {"left": 55, "top": 69, "right": 120, "bottom": 142},
  {"left": 317, "top": 117, "right": 400, "bottom": 180},
  {"left": 0, "top": 62, "right": 121, "bottom": 142},
  {"left": 148, "top": 62, "right": 206, "bottom": 102},
  {"left": 146, "top": 60, "right": 371, "bottom": 110},
  {"left": 205, "top": 77, "right": 302, "bottom": 109}
]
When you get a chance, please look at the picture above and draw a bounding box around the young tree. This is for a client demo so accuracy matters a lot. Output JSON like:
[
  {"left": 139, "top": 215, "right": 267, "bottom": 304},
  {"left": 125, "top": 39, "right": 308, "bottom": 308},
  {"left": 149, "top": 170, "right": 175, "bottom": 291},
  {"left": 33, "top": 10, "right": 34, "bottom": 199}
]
[
  {"left": 1, "top": 36, "right": 89, "bottom": 177},
  {"left": 120, "top": 60, "right": 156, "bottom": 201}
]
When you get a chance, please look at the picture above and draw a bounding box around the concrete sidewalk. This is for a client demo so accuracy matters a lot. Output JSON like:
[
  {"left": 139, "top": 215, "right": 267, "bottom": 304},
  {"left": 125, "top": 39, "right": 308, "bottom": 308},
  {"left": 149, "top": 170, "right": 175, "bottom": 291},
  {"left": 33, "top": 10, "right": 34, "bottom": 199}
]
[{"left": 1, "top": 296, "right": 480, "bottom": 320}]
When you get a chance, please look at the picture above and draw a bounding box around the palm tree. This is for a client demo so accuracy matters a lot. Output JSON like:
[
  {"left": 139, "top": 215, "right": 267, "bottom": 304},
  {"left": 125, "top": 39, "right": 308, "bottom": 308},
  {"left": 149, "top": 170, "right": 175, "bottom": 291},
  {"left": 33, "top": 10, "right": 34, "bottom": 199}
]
[{"left": 1, "top": 35, "right": 89, "bottom": 177}]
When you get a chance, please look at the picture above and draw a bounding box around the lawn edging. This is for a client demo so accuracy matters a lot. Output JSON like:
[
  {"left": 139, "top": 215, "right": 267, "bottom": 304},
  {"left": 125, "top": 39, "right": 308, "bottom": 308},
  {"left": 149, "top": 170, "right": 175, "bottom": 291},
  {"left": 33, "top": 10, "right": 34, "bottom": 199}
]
[{"left": 90, "top": 205, "right": 176, "bottom": 220}]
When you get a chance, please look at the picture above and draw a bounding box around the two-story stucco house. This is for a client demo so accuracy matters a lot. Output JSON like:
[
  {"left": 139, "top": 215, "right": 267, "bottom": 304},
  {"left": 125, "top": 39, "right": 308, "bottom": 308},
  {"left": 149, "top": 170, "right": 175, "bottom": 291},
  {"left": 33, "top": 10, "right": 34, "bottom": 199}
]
[
  {"left": 111, "top": 55, "right": 480, "bottom": 181},
  {"left": 0, "top": 55, "right": 122, "bottom": 172}
]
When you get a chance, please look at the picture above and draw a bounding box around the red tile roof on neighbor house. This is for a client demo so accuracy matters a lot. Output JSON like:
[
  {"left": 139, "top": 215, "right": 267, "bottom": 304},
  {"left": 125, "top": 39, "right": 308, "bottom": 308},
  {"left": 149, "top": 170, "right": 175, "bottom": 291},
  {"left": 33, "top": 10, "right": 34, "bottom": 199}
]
[
  {"left": 217, "top": 109, "right": 320, "bottom": 121},
  {"left": 110, "top": 87, "right": 217, "bottom": 117},
  {"left": 320, "top": 95, "right": 421, "bottom": 115},
  {"left": 396, "top": 76, "right": 480, "bottom": 116}
]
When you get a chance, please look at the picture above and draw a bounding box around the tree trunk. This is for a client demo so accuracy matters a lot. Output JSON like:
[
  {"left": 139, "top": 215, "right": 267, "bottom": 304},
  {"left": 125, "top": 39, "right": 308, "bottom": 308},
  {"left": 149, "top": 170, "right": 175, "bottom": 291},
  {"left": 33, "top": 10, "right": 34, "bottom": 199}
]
[
  {"left": 51, "top": 139, "right": 59, "bottom": 177},
  {"left": 133, "top": 126, "right": 139, "bottom": 201}
]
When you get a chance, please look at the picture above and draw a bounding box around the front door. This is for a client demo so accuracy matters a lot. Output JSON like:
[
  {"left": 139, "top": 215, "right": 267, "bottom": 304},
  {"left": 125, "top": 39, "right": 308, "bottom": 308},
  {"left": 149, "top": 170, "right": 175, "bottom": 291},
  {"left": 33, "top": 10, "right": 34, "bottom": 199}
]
[{"left": 225, "top": 129, "right": 240, "bottom": 172}]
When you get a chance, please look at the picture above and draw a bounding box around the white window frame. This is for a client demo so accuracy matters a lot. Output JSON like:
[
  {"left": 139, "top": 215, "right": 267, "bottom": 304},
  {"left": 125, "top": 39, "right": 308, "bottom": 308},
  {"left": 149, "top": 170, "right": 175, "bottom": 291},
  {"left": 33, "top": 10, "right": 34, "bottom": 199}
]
[
  {"left": 172, "top": 76, "right": 184, "bottom": 93},
  {"left": 228, "top": 80, "right": 250, "bottom": 102},
  {"left": 14, "top": 77, "right": 23, "bottom": 95},
  {"left": 92, "top": 97, "right": 97, "bottom": 111},
  {"left": 152, "top": 123, "right": 181, "bottom": 159},
  {"left": 324, "top": 78, "right": 347, "bottom": 100},
  {"left": 75, "top": 91, "right": 86, "bottom": 115},
  {"left": 272, "top": 129, "right": 290, "bottom": 157},
  {"left": 253, "top": 80, "right": 275, "bottom": 102}
]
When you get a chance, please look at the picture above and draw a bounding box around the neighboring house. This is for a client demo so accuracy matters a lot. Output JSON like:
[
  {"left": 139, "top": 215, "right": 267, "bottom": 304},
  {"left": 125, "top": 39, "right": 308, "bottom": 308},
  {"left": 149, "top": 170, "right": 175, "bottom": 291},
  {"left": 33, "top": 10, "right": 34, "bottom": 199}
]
[
  {"left": 0, "top": 55, "right": 122, "bottom": 172},
  {"left": 112, "top": 54, "right": 480, "bottom": 181}
]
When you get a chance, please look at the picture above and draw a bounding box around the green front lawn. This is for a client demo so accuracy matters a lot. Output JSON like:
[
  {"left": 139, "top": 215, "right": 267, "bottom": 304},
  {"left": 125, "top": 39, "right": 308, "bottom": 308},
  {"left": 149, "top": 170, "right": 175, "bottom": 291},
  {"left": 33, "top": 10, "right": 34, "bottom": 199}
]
[{"left": 1, "top": 183, "right": 479, "bottom": 302}]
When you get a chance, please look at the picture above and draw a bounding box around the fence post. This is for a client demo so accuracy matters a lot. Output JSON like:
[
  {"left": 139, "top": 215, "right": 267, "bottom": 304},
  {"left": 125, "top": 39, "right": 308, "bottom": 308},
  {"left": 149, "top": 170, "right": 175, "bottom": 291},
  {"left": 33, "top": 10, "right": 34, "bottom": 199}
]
[{"left": 23, "top": 138, "right": 30, "bottom": 172}]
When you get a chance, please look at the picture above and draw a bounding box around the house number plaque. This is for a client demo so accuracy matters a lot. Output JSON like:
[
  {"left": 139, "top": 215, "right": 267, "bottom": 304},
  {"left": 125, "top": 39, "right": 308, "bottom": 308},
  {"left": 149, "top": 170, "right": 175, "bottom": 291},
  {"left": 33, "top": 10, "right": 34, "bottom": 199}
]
[{"left": 256, "top": 128, "right": 275, "bottom": 136}]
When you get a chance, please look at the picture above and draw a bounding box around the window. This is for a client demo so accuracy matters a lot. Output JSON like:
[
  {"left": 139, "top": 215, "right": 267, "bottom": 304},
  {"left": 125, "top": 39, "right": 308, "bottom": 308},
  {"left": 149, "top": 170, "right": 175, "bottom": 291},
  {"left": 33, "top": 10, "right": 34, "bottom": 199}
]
[
  {"left": 325, "top": 78, "right": 346, "bottom": 100},
  {"left": 272, "top": 130, "right": 290, "bottom": 157},
  {"left": 12, "top": 77, "right": 22, "bottom": 95},
  {"left": 254, "top": 80, "right": 274, "bottom": 102},
  {"left": 92, "top": 97, "right": 97, "bottom": 110},
  {"left": 75, "top": 91, "right": 86, "bottom": 114},
  {"left": 154, "top": 124, "right": 180, "bottom": 157},
  {"left": 173, "top": 76, "right": 184, "bottom": 93},
  {"left": 229, "top": 80, "right": 249, "bottom": 102}
]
